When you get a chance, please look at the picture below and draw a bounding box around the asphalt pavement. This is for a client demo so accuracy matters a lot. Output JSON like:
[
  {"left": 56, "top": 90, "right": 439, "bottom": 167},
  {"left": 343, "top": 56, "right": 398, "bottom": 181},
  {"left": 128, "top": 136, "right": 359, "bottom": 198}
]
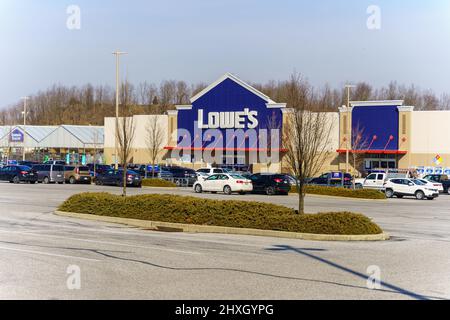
[{"left": 0, "top": 182, "right": 449, "bottom": 300}]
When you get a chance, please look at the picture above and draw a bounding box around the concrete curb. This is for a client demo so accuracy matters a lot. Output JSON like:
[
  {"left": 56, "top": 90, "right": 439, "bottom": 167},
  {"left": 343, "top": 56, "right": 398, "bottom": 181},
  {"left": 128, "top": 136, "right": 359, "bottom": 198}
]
[
  {"left": 142, "top": 186, "right": 178, "bottom": 190},
  {"left": 290, "top": 193, "right": 387, "bottom": 202},
  {"left": 54, "top": 211, "right": 390, "bottom": 242}
]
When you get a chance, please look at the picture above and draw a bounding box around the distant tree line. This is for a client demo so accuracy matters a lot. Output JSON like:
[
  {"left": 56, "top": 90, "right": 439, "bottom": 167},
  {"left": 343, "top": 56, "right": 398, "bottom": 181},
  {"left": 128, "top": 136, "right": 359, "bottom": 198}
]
[{"left": 1, "top": 76, "right": 449, "bottom": 126}]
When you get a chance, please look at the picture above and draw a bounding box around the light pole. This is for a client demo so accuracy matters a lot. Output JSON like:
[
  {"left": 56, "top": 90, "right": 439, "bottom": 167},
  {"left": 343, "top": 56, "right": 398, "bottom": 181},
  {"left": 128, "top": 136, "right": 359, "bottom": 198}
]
[
  {"left": 344, "top": 85, "right": 356, "bottom": 173},
  {"left": 112, "top": 51, "right": 127, "bottom": 170},
  {"left": 21, "top": 96, "right": 30, "bottom": 161}
]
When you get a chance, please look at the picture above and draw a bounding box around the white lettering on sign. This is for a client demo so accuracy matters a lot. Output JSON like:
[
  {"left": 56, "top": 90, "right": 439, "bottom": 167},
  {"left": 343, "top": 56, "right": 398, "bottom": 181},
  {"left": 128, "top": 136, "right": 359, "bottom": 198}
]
[{"left": 198, "top": 108, "right": 258, "bottom": 129}]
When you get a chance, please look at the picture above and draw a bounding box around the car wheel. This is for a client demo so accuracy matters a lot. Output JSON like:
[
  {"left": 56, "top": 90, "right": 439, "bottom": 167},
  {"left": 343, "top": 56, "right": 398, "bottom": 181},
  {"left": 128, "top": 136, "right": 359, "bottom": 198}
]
[
  {"left": 265, "top": 186, "right": 275, "bottom": 196},
  {"left": 43, "top": 177, "right": 50, "bottom": 184},
  {"left": 194, "top": 184, "right": 202, "bottom": 193},
  {"left": 385, "top": 188, "right": 394, "bottom": 198},
  {"left": 415, "top": 190, "right": 425, "bottom": 200},
  {"left": 223, "top": 185, "right": 232, "bottom": 195},
  {"left": 95, "top": 179, "right": 102, "bottom": 186},
  {"left": 69, "top": 176, "right": 76, "bottom": 184},
  {"left": 13, "top": 176, "right": 20, "bottom": 184}
]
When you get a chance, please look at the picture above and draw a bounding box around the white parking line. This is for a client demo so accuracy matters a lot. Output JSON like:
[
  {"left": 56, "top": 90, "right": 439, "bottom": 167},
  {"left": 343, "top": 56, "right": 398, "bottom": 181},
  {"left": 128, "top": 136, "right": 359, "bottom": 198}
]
[
  {"left": 0, "top": 245, "right": 101, "bottom": 262},
  {"left": 0, "top": 230, "right": 201, "bottom": 255}
]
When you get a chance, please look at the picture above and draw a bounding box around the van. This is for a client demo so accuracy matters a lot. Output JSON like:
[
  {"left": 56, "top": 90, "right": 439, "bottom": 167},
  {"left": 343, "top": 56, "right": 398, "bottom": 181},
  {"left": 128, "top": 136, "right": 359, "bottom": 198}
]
[{"left": 32, "top": 164, "right": 65, "bottom": 184}]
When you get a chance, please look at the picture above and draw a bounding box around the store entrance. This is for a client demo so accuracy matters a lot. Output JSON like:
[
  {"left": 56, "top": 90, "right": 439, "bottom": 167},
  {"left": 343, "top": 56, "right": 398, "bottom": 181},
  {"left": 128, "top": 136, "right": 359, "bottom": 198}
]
[{"left": 364, "top": 155, "right": 397, "bottom": 171}]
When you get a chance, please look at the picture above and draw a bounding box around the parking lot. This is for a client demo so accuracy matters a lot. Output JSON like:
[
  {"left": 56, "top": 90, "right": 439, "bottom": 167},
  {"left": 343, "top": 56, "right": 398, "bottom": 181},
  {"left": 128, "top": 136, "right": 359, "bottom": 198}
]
[{"left": 0, "top": 181, "right": 449, "bottom": 299}]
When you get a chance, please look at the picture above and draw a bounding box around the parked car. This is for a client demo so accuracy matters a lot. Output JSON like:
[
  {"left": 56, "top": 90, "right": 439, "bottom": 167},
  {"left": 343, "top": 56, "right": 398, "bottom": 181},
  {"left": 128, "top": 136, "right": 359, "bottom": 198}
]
[
  {"left": 355, "top": 172, "right": 387, "bottom": 190},
  {"left": 87, "top": 164, "right": 112, "bottom": 177},
  {"left": 31, "top": 164, "right": 65, "bottom": 184},
  {"left": 0, "top": 165, "right": 38, "bottom": 184},
  {"left": 383, "top": 178, "right": 439, "bottom": 200},
  {"left": 162, "top": 166, "right": 197, "bottom": 186},
  {"left": 195, "top": 171, "right": 210, "bottom": 182},
  {"left": 95, "top": 169, "right": 142, "bottom": 187},
  {"left": 249, "top": 173, "right": 291, "bottom": 195},
  {"left": 308, "top": 172, "right": 353, "bottom": 188},
  {"left": 423, "top": 174, "right": 450, "bottom": 194},
  {"left": 18, "top": 161, "right": 39, "bottom": 167},
  {"left": 64, "top": 165, "right": 92, "bottom": 184},
  {"left": 416, "top": 178, "right": 444, "bottom": 193},
  {"left": 193, "top": 173, "right": 253, "bottom": 195},
  {"left": 196, "top": 167, "right": 230, "bottom": 176},
  {"left": 134, "top": 164, "right": 160, "bottom": 177},
  {"left": 43, "top": 160, "right": 67, "bottom": 165}
]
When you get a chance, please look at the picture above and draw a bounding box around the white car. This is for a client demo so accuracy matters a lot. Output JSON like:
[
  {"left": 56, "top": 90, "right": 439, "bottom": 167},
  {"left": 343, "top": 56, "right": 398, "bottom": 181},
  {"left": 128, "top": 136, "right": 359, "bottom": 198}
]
[
  {"left": 196, "top": 167, "right": 229, "bottom": 176},
  {"left": 193, "top": 173, "right": 253, "bottom": 195},
  {"left": 416, "top": 178, "right": 444, "bottom": 193},
  {"left": 195, "top": 171, "right": 210, "bottom": 182},
  {"left": 383, "top": 178, "right": 439, "bottom": 200}
]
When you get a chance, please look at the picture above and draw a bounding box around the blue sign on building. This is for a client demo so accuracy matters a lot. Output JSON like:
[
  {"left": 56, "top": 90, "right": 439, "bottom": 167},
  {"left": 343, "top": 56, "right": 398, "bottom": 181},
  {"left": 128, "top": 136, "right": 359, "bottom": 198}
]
[
  {"left": 351, "top": 103, "right": 401, "bottom": 151},
  {"left": 175, "top": 73, "right": 286, "bottom": 152},
  {"left": 10, "top": 128, "right": 24, "bottom": 142}
]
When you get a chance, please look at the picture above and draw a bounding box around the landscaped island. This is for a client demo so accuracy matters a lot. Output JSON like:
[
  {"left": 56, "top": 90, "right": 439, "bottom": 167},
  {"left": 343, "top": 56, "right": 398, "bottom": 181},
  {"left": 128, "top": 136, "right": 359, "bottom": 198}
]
[{"left": 59, "top": 193, "right": 383, "bottom": 235}]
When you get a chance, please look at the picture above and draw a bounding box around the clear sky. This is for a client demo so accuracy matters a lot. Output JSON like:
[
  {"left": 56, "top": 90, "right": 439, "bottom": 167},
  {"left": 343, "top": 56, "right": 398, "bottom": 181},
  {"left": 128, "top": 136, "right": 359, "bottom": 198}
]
[{"left": 1, "top": 0, "right": 449, "bottom": 107}]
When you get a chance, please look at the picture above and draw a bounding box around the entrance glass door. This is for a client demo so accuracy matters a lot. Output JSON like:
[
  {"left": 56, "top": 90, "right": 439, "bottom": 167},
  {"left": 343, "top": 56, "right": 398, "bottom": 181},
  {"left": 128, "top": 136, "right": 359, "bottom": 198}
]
[{"left": 365, "top": 158, "right": 397, "bottom": 170}]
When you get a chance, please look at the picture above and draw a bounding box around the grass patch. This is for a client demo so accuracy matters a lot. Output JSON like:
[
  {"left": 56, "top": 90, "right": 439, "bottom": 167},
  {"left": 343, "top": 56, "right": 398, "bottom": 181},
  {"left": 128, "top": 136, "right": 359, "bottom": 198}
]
[
  {"left": 290, "top": 185, "right": 386, "bottom": 200},
  {"left": 58, "top": 193, "right": 383, "bottom": 235},
  {"left": 141, "top": 178, "right": 177, "bottom": 188}
]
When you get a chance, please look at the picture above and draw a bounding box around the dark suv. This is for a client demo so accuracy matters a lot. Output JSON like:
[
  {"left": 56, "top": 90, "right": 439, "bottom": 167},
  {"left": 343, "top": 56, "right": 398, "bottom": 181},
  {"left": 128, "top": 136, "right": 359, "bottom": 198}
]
[
  {"left": 95, "top": 169, "right": 142, "bottom": 187},
  {"left": 87, "top": 164, "right": 112, "bottom": 177},
  {"left": 423, "top": 174, "right": 450, "bottom": 194},
  {"left": 161, "top": 166, "right": 197, "bottom": 186},
  {"left": 308, "top": 172, "right": 353, "bottom": 187},
  {"left": 249, "top": 173, "right": 291, "bottom": 195},
  {"left": 0, "top": 165, "right": 38, "bottom": 184}
]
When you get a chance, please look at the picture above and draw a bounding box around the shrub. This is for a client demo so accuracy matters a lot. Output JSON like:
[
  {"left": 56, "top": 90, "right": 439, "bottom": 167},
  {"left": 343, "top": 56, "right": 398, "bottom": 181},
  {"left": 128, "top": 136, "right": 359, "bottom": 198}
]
[
  {"left": 290, "top": 185, "right": 386, "bottom": 199},
  {"left": 141, "top": 178, "right": 177, "bottom": 188},
  {"left": 59, "top": 193, "right": 383, "bottom": 235}
]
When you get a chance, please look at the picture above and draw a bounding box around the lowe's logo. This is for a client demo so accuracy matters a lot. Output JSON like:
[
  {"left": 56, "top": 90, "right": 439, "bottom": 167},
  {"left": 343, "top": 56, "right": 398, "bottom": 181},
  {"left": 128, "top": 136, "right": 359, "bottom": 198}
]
[
  {"left": 197, "top": 108, "right": 258, "bottom": 129},
  {"left": 10, "top": 129, "right": 24, "bottom": 142}
]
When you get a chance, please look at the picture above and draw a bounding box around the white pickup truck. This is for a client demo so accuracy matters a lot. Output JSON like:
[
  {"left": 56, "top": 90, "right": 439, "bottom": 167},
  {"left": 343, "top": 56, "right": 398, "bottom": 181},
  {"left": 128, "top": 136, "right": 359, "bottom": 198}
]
[
  {"left": 355, "top": 173, "right": 387, "bottom": 190},
  {"left": 355, "top": 171, "right": 411, "bottom": 190}
]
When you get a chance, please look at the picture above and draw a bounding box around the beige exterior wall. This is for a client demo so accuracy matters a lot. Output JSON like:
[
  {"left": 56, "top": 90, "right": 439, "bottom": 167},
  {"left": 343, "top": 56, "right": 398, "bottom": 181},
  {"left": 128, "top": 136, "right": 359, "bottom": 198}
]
[
  {"left": 406, "top": 111, "right": 450, "bottom": 168},
  {"left": 104, "top": 115, "right": 169, "bottom": 165}
]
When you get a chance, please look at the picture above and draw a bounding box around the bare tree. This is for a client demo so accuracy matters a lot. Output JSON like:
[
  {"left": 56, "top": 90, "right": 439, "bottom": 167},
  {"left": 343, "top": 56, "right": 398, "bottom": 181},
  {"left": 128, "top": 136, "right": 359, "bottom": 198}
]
[
  {"left": 283, "top": 73, "right": 334, "bottom": 214},
  {"left": 116, "top": 116, "right": 136, "bottom": 196},
  {"left": 349, "top": 123, "right": 369, "bottom": 186},
  {"left": 145, "top": 116, "right": 165, "bottom": 178}
]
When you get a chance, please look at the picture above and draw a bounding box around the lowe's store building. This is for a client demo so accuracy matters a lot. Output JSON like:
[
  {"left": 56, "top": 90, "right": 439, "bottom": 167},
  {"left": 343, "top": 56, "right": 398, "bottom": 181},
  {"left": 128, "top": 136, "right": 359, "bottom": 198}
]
[{"left": 104, "top": 73, "right": 450, "bottom": 175}]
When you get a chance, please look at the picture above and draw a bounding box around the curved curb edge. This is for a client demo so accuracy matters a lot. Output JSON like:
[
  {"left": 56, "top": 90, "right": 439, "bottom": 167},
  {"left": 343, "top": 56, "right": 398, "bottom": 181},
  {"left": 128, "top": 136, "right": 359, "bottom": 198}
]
[{"left": 54, "top": 211, "right": 389, "bottom": 242}]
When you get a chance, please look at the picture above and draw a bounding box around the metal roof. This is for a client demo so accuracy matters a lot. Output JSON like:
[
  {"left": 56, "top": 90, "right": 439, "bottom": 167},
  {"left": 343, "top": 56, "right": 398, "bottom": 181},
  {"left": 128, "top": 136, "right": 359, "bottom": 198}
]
[
  {"left": 61, "top": 125, "right": 104, "bottom": 144},
  {"left": 0, "top": 125, "right": 104, "bottom": 147}
]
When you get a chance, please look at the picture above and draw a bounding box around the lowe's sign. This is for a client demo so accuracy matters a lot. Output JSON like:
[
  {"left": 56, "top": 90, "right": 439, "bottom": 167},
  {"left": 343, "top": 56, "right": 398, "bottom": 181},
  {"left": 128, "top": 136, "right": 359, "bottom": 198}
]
[
  {"left": 197, "top": 108, "right": 258, "bottom": 129},
  {"left": 176, "top": 73, "right": 285, "bottom": 150},
  {"left": 10, "top": 128, "right": 24, "bottom": 142}
]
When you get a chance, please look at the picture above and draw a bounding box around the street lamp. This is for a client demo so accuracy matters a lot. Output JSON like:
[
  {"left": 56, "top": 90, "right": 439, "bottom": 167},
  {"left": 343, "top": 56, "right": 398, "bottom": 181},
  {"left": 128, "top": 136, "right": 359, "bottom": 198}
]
[
  {"left": 344, "top": 85, "right": 356, "bottom": 173},
  {"left": 112, "top": 51, "right": 127, "bottom": 170},
  {"left": 21, "top": 96, "right": 30, "bottom": 161}
]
